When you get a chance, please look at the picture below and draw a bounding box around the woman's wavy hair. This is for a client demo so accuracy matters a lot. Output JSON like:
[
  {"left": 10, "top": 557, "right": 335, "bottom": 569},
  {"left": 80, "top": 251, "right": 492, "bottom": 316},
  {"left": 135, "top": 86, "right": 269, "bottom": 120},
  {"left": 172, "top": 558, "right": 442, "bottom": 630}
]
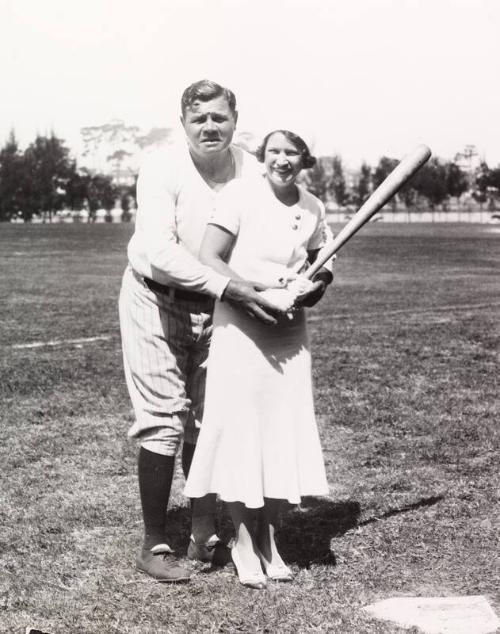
[{"left": 255, "top": 130, "right": 316, "bottom": 169}]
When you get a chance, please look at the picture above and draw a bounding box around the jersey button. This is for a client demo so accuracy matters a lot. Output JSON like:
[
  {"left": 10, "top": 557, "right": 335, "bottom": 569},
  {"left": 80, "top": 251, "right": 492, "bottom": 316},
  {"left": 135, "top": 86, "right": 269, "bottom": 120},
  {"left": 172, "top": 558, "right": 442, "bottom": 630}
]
[
  {"left": 295, "top": 214, "right": 301, "bottom": 220},
  {"left": 292, "top": 224, "right": 298, "bottom": 230}
]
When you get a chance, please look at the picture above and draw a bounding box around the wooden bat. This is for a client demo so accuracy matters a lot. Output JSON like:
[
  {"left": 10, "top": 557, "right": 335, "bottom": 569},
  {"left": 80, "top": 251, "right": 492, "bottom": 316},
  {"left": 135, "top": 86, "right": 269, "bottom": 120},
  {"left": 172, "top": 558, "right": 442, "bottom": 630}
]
[{"left": 305, "top": 144, "right": 432, "bottom": 279}]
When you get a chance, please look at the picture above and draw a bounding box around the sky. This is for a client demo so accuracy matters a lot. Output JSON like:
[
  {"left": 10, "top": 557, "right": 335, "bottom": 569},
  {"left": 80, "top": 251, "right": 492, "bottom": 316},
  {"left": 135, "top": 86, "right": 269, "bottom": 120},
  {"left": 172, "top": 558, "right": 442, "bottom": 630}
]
[{"left": 1, "top": 0, "right": 499, "bottom": 167}]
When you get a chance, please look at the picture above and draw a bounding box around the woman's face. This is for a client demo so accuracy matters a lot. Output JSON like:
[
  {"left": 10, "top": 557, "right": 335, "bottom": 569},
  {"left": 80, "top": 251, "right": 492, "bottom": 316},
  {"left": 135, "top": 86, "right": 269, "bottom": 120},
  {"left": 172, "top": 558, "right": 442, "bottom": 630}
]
[{"left": 264, "top": 132, "right": 303, "bottom": 188}]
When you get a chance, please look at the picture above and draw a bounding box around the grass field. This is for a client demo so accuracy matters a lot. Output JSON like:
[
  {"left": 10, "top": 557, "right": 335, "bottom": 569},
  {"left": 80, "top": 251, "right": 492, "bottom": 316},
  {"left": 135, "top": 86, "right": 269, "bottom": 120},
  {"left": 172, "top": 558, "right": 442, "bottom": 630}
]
[{"left": 1, "top": 222, "right": 499, "bottom": 634}]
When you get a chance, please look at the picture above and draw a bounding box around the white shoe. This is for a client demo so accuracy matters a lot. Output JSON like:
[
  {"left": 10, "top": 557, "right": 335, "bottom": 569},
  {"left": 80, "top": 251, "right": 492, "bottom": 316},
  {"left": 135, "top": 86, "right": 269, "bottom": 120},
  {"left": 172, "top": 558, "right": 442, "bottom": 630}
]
[
  {"left": 231, "top": 547, "right": 267, "bottom": 590},
  {"left": 256, "top": 548, "right": 293, "bottom": 582}
]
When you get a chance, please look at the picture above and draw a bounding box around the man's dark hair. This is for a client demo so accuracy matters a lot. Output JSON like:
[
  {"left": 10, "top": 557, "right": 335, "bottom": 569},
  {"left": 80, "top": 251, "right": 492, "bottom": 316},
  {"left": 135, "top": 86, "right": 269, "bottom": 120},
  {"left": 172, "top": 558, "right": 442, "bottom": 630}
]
[
  {"left": 181, "top": 80, "right": 237, "bottom": 117},
  {"left": 256, "top": 130, "right": 316, "bottom": 169}
]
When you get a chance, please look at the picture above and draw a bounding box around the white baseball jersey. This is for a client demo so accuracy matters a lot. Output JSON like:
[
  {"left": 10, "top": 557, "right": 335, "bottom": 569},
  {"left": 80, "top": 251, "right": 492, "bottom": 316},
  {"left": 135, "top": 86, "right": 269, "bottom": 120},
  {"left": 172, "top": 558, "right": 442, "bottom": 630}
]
[{"left": 128, "top": 142, "right": 261, "bottom": 298}]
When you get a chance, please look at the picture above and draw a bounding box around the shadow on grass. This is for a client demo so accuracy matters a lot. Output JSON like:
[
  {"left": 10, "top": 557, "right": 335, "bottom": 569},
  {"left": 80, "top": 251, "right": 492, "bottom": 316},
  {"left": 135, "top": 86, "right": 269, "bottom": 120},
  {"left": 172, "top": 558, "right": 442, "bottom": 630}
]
[
  {"left": 163, "top": 494, "right": 444, "bottom": 570},
  {"left": 279, "top": 497, "right": 361, "bottom": 569},
  {"left": 358, "top": 494, "right": 444, "bottom": 528},
  {"left": 278, "top": 494, "right": 445, "bottom": 569},
  {"left": 163, "top": 505, "right": 192, "bottom": 553},
  {"left": 163, "top": 498, "right": 356, "bottom": 568},
  {"left": 164, "top": 501, "right": 235, "bottom": 554}
]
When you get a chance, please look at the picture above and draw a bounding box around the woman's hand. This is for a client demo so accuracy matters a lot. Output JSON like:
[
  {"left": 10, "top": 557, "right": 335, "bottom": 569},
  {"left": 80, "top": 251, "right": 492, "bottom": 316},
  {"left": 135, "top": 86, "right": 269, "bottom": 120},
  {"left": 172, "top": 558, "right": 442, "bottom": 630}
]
[
  {"left": 295, "top": 280, "right": 326, "bottom": 308},
  {"left": 294, "top": 269, "right": 333, "bottom": 308}
]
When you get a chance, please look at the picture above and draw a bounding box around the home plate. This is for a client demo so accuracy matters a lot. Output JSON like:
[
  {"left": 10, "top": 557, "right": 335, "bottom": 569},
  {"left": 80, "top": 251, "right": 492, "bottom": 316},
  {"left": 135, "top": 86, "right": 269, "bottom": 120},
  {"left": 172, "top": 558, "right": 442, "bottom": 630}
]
[{"left": 363, "top": 596, "right": 499, "bottom": 633}]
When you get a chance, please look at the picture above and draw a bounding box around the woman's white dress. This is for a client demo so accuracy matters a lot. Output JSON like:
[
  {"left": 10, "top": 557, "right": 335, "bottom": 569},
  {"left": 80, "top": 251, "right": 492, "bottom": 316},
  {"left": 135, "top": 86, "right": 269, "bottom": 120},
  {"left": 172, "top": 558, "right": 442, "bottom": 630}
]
[{"left": 184, "top": 176, "right": 332, "bottom": 508}]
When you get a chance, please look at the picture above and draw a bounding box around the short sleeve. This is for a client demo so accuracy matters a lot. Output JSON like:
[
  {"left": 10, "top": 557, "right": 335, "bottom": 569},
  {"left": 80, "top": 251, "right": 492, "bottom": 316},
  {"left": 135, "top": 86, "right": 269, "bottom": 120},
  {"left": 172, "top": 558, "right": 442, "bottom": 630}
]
[
  {"left": 208, "top": 180, "right": 243, "bottom": 236},
  {"left": 307, "top": 198, "right": 334, "bottom": 251}
]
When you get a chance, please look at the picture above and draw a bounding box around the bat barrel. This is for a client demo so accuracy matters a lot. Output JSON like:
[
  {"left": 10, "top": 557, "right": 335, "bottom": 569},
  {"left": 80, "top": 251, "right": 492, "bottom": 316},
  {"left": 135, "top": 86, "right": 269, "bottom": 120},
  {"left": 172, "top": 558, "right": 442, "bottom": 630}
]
[{"left": 305, "top": 144, "right": 431, "bottom": 279}]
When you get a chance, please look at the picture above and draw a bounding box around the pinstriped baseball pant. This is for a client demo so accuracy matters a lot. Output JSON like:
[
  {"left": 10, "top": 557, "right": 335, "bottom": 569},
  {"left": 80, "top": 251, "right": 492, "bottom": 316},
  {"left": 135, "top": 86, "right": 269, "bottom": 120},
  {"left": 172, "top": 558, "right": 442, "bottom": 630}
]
[{"left": 118, "top": 266, "right": 213, "bottom": 456}]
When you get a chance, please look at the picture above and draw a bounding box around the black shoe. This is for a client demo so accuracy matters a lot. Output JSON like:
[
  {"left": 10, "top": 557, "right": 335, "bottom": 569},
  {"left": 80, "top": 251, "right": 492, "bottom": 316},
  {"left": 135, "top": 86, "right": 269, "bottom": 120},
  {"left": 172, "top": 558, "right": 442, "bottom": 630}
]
[
  {"left": 187, "top": 534, "right": 232, "bottom": 566},
  {"left": 136, "top": 544, "right": 191, "bottom": 582}
]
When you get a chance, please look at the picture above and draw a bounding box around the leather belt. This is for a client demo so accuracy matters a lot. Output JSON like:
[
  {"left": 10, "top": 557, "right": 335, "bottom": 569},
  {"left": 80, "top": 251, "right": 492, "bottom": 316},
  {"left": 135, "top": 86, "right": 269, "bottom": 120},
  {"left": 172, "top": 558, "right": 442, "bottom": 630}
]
[{"left": 142, "top": 276, "right": 213, "bottom": 303}]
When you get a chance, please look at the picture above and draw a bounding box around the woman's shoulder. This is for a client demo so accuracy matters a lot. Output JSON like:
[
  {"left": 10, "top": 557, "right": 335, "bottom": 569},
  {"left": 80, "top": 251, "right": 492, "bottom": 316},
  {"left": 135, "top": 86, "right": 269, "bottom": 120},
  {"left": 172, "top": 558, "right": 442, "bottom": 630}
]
[
  {"left": 231, "top": 145, "right": 264, "bottom": 178},
  {"left": 297, "top": 185, "right": 325, "bottom": 215},
  {"left": 220, "top": 172, "right": 266, "bottom": 199}
]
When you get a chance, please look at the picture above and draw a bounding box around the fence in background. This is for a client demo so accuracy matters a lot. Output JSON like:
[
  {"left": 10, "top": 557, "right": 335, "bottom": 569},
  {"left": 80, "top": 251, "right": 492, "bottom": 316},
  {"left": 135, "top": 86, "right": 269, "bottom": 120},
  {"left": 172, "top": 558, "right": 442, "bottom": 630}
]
[
  {"left": 8, "top": 207, "right": 500, "bottom": 224},
  {"left": 327, "top": 208, "right": 498, "bottom": 224}
]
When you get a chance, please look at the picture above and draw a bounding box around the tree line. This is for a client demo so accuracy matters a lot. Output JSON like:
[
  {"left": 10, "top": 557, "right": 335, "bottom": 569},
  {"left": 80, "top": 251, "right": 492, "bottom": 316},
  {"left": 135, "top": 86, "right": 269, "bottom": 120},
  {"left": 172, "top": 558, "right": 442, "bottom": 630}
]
[
  {"left": 0, "top": 131, "right": 135, "bottom": 222},
  {"left": 302, "top": 153, "right": 500, "bottom": 212},
  {"left": 1, "top": 131, "right": 500, "bottom": 222}
]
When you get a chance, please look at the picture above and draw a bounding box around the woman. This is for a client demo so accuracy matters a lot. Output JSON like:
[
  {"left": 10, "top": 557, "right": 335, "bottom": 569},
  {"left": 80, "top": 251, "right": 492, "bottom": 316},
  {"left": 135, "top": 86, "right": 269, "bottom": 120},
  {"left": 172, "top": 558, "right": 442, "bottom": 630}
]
[{"left": 184, "top": 129, "right": 334, "bottom": 589}]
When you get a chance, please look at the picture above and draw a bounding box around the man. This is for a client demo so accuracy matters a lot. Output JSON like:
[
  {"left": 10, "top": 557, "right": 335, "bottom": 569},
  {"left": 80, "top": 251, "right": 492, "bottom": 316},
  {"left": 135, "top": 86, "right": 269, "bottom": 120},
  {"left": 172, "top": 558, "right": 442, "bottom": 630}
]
[{"left": 118, "top": 79, "right": 277, "bottom": 583}]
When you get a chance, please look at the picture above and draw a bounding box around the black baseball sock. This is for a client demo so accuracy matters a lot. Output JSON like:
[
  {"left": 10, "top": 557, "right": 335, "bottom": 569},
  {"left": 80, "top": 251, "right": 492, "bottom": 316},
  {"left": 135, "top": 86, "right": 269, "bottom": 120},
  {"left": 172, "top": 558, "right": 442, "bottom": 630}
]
[
  {"left": 138, "top": 447, "right": 175, "bottom": 550},
  {"left": 181, "top": 443, "right": 217, "bottom": 543},
  {"left": 181, "top": 442, "right": 196, "bottom": 479}
]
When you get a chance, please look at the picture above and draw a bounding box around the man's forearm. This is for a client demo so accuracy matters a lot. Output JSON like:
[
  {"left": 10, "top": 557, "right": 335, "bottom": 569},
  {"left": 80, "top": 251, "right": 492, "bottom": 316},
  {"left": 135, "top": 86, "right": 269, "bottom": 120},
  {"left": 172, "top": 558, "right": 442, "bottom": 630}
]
[{"left": 129, "top": 238, "right": 230, "bottom": 299}]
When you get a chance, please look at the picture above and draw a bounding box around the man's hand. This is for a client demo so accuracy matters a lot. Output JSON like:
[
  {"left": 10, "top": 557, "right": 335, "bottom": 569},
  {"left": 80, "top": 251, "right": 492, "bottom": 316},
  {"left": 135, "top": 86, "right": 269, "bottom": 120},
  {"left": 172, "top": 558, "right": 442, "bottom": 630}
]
[
  {"left": 294, "top": 269, "right": 333, "bottom": 308},
  {"left": 222, "top": 279, "right": 279, "bottom": 325}
]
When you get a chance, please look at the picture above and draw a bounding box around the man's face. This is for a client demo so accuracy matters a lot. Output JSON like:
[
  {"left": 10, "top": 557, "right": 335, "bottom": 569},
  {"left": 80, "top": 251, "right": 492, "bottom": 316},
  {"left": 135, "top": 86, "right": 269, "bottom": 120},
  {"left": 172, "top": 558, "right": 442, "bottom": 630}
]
[{"left": 181, "top": 96, "right": 237, "bottom": 157}]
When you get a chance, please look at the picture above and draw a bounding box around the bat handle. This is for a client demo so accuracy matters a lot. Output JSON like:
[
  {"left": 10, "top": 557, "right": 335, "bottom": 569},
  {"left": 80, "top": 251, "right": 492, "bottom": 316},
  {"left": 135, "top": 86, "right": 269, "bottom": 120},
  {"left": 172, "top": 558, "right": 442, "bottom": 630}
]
[
  {"left": 305, "top": 253, "right": 336, "bottom": 280},
  {"left": 304, "top": 254, "right": 337, "bottom": 280}
]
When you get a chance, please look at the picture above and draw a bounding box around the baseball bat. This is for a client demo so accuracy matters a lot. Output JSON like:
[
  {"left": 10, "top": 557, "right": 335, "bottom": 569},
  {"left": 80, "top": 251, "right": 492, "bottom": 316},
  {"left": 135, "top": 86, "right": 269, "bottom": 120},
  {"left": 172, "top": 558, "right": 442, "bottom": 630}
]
[{"left": 305, "top": 144, "right": 432, "bottom": 279}]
